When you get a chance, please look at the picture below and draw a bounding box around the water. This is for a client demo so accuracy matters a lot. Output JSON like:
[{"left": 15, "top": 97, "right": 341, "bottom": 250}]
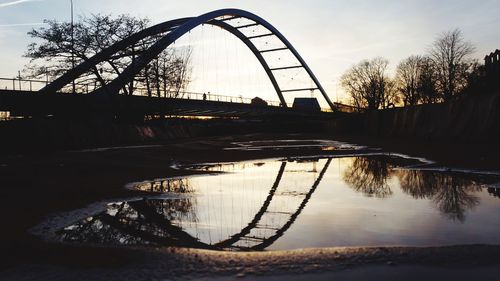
[{"left": 56, "top": 155, "right": 500, "bottom": 251}]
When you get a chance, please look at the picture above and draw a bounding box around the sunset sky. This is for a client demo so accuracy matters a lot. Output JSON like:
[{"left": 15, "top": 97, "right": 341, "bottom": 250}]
[{"left": 1, "top": 0, "right": 499, "bottom": 103}]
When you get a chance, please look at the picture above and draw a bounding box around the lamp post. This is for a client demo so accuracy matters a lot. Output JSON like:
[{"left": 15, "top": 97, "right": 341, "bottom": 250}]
[{"left": 70, "top": 0, "right": 75, "bottom": 94}]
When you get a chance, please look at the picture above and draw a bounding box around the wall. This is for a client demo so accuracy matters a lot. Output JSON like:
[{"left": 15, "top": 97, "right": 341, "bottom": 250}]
[
  {"left": 347, "top": 93, "right": 500, "bottom": 142},
  {"left": 0, "top": 116, "right": 327, "bottom": 152}
]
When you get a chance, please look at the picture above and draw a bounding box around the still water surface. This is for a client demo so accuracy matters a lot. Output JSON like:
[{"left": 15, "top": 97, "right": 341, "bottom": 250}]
[{"left": 58, "top": 155, "right": 500, "bottom": 251}]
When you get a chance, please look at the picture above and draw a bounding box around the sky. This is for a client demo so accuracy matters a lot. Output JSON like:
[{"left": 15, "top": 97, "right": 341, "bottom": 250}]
[{"left": 0, "top": 0, "right": 499, "bottom": 103}]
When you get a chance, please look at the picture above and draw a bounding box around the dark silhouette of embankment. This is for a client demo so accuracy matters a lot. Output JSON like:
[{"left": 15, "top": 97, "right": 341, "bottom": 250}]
[{"left": 329, "top": 92, "right": 500, "bottom": 142}]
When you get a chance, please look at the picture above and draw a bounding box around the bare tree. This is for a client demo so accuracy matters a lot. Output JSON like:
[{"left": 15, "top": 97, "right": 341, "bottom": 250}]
[
  {"left": 396, "top": 55, "right": 424, "bottom": 106},
  {"left": 383, "top": 79, "right": 401, "bottom": 108},
  {"left": 416, "top": 56, "right": 440, "bottom": 104},
  {"left": 429, "top": 29, "right": 475, "bottom": 101},
  {"left": 341, "top": 57, "right": 393, "bottom": 110},
  {"left": 140, "top": 48, "right": 192, "bottom": 98},
  {"left": 25, "top": 15, "right": 150, "bottom": 92},
  {"left": 24, "top": 14, "right": 191, "bottom": 95}
]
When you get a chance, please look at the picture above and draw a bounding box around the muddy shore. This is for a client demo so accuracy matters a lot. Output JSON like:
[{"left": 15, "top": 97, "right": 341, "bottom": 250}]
[{"left": 1, "top": 133, "right": 500, "bottom": 280}]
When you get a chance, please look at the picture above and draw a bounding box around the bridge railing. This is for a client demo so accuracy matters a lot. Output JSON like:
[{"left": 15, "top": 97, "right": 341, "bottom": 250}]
[
  {"left": 0, "top": 77, "right": 283, "bottom": 106},
  {"left": 125, "top": 87, "right": 283, "bottom": 107},
  {"left": 1, "top": 77, "right": 354, "bottom": 112},
  {"left": 0, "top": 77, "right": 50, "bottom": 92}
]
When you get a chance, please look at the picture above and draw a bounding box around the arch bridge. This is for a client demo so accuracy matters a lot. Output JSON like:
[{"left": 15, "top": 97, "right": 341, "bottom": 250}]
[{"left": 1, "top": 9, "right": 356, "bottom": 117}]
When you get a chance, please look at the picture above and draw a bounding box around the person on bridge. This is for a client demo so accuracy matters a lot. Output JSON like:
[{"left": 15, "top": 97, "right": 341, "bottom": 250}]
[{"left": 203, "top": 93, "right": 207, "bottom": 101}]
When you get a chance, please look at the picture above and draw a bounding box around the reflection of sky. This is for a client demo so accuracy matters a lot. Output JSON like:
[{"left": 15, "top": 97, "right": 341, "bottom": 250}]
[
  {"left": 191, "top": 157, "right": 500, "bottom": 249},
  {"left": 271, "top": 158, "right": 500, "bottom": 250},
  {"left": 1, "top": 0, "right": 499, "bottom": 104},
  {"left": 168, "top": 160, "right": 323, "bottom": 247},
  {"left": 61, "top": 156, "right": 500, "bottom": 250}
]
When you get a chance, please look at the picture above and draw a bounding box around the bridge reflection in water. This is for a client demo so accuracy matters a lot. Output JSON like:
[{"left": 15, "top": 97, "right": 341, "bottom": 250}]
[
  {"left": 59, "top": 158, "right": 332, "bottom": 250},
  {"left": 57, "top": 156, "right": 500, "bottom": 250}
]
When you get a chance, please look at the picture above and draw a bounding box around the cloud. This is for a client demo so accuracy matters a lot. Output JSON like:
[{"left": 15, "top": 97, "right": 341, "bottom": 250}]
[{"left": 0, "top": 0, "right": 38, "bottom": 8}]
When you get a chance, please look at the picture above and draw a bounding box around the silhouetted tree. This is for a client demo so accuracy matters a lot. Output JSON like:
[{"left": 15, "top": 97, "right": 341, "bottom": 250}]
[
  {"left": 341, "top": 57, "right": 394, "bottom": 110},
  {"left": 24, "top": 14, "right": 191, "bottom": 95},
  {"left": 396, "top": 55, "right": 445, "bottom": 105},
  {"left": 416, "top": 57, "right": 440, "bottom": 104},
  {"left": 462, "top": 60, "right": 490, "bottom": 96},
  {"left": 429, "top": 29, "right": 475, "bottom": 101},
  {"left": 396, "top": 55, "right": 424, "bottom": 106},
  {"left": 383, "top": 79, "right": 401, "bottom": 108},
  {"left": 137, "top": 48, "right": 192, "bottom": 98}
]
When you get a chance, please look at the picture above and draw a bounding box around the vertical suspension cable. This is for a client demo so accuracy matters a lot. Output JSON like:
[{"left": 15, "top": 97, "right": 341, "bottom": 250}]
[
  {"left": 206, "top": 175, "right": 213, "bottom": 245},
  {"left": 235, "top": 30, "right": 242, "bottom": 99},
  {"left": 213, "top": 26, "right": 217, "bottom": 97},
  {"left": 201, "top": 24, "right": 205, "bottom": 94},
  {"left": 224, "top": 27, "right": 230, "bottom": 97}
]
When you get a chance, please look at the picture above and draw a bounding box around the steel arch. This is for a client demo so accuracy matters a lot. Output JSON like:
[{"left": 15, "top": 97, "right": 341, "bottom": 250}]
[{"left": 40, "top": 9, "right": 335, "bottom": 110}]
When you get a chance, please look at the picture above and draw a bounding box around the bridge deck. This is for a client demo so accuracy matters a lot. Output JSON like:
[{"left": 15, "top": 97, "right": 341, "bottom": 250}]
[{"left": 0, "top": 90, "right": 339, "bottom": 119}]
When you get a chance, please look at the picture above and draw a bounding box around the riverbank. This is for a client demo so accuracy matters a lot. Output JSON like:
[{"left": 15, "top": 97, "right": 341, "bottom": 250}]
[
  {"left": 3, "top": 244, "right": 500, "bottom": 280},
  {"left": 331, "top": 134, "right": 500, "bottom": 171},
  {"left": 1, "top": 133, "right": 500, "bottom": 280}
]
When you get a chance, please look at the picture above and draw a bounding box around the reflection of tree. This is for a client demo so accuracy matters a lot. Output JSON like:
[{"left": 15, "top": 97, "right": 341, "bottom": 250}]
[
  {"left": 145, "top": 198, "right": 196, "bottom": 222},
  {"left": 343, "top": 157, "right": 393, "bottom": 198},
  {"left": 433, "top": 181, "right": 480, "bottom": 222},
  {"left": 58, "top": 198, "right": 200, "bottom": 246},
  {"left": 398, "top": 170, "right": 437, "bottom": 199},
  {"left": 397, "top": 170, "right": 482, "bottom": 222},
  {"left": 344, "top": 156, "right": 487, "bottom": 222},
  {"left": 135, "top": 178, "right": 193, "bottom": 193}
]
